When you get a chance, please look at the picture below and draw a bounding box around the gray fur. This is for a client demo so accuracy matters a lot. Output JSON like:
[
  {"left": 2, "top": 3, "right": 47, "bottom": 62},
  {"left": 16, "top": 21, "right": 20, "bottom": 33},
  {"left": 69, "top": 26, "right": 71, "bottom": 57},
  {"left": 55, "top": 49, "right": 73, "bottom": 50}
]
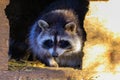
[{"left": 29, "top": 0, "right": 89, "bottom": 68}]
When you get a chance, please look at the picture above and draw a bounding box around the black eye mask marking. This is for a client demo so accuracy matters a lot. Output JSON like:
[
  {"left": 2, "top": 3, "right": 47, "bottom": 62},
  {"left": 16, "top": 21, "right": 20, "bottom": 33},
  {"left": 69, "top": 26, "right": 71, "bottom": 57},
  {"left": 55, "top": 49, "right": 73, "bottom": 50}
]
[
  {"left": 42, "top": 40, "right": 53, "bottom": 49},
  {"left": 59, "top": 40, "right": 72, "bottom": 49}
]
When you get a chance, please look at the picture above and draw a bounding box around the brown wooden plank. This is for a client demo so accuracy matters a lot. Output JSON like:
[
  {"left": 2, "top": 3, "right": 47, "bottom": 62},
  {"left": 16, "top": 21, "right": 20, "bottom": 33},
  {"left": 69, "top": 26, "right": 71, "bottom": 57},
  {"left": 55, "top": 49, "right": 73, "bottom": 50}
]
[{"left": 0, "top": 0, "right": 9, "bottom": 70}]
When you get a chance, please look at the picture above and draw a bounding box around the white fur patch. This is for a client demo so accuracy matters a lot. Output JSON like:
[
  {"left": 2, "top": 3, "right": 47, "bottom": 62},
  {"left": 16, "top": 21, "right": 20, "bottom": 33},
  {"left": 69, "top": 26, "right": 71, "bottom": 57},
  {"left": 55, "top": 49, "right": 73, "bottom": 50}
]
[
  {"left": 56, "top": 48, "right": 66, "bottom": 56},
  {"left": 74, "top": 38, "right": 82, "bottom": 52},
  {"left": 48, "top": 48, "right": 54, "bottom": 56},
  {"left": 48, "top": 48, "right": 65, "bottom": 56}
]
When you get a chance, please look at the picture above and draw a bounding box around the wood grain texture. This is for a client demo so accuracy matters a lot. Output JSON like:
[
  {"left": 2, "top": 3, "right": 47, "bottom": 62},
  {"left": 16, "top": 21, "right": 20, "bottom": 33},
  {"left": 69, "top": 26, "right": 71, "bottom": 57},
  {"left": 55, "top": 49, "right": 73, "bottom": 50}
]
[{"left": 0, "top": 0, "right": 9, "bottom": 70}]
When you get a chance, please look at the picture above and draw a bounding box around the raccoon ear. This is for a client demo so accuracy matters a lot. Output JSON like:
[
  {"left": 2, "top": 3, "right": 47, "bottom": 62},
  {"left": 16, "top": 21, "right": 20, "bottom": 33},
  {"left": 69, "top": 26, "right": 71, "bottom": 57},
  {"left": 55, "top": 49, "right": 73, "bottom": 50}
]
[
  {"left": 65, "top": 22, "right": 76, "bottom": 33},
  {"left": 38, "top": 20, "right": 49, "bottom": 30}
]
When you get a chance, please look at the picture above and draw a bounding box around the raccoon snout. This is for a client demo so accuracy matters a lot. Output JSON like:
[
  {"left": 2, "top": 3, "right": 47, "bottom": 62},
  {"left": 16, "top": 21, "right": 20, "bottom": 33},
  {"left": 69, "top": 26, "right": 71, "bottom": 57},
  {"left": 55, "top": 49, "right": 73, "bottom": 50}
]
[{"left": 52, "top": 52, "right": 58, "bottom": 57}]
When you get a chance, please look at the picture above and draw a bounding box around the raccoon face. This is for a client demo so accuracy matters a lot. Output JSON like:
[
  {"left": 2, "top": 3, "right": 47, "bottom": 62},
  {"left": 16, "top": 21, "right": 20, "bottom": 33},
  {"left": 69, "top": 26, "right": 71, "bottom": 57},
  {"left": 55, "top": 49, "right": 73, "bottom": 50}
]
[{"left": 37, "top": 20, "right": 82, "bottom": 57}]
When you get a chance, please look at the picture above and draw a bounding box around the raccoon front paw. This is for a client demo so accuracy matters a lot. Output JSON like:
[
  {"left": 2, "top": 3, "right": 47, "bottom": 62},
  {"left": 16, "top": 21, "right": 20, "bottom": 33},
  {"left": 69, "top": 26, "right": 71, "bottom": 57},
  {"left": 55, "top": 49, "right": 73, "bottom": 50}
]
[
  {"left": 48, "top": 58, "right": 58, "bottom": 67},
  {"left": 49, "top": 61, "right": 58, "bottom": 67}
]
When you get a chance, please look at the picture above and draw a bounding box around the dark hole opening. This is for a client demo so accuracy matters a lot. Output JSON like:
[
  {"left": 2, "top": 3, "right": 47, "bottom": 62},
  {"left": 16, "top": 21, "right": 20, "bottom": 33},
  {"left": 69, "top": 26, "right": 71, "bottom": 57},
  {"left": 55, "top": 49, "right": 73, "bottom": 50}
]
[
  {"left": 5, "top": 0, "right": 57, "bottom": 60},
  {"left": 5, "top": 0, "right": 89, "bottom": 70}
]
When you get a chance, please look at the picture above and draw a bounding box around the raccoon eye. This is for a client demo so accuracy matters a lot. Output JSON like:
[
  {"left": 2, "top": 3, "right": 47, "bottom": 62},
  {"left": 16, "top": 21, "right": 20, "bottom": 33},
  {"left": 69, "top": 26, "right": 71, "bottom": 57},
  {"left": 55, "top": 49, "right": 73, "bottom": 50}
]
[
  {"left": 59, "top": 40, "right": 72, "bottom": 49},
  {"left": 42, "top": 40, "right": 53, "bottom": 49}
]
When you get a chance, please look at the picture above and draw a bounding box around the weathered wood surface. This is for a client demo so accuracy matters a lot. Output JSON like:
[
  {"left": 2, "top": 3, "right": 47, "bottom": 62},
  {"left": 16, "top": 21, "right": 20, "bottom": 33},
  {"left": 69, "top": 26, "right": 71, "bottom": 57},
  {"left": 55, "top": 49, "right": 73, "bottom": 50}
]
[
  {"left": 0, "top": 0, "right": 9, "bottom": 70},
  {"left": 0, "top": 67, "right": 97, "bottom": 80}
]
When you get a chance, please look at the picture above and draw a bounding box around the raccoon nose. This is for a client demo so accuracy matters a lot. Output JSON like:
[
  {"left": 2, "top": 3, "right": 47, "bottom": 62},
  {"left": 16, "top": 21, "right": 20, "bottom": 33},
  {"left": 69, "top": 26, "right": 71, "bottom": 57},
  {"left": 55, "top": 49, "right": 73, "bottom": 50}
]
[{"left": 52, "top": 52, "right": 58, "bottom": 57}]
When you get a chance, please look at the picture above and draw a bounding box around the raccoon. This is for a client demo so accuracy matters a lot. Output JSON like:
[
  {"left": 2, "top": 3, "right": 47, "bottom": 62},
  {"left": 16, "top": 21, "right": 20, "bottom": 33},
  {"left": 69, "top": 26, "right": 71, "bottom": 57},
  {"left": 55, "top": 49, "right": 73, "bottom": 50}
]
[{"left": 29, "top": 0, "right": 89, "bottom": 68}]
